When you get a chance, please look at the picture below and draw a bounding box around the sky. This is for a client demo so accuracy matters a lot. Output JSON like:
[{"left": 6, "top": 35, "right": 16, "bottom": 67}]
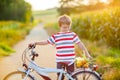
[
  {"left": 25, "top": 0, "right": 59, "bottom": 11},
  {"left": 25, "top": 0, "right": 109, "bottom": 11}
]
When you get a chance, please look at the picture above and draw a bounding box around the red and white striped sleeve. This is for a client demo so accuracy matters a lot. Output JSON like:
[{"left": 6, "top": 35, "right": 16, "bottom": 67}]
[
  {"left": 47, "top": 35, "right": 55, "bottom": 45},
  {"left": 73, "top": 33, "right": 80, "bottom": 44}
]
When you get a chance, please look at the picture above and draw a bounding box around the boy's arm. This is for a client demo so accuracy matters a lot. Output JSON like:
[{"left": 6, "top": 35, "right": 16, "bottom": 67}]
[
  {"left": 29, "top": 40, "right": 49, "bottom": 47},
  {"left": 34, "top": 40, "right": 49, "bottom": 45},
  {"left": 77, "top": 42, "right": 92, "bottom": 59}
]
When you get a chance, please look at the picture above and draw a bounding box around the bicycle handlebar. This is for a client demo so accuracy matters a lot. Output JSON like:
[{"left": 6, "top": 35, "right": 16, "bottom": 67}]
[{"left": 22, "top": 46, "right": 39, "bottom": 64}]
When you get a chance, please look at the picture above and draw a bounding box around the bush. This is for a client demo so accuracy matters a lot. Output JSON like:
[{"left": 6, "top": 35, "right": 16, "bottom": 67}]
[
  {"left": 103, "top": 68, "right": 120, "bottom": 80},
  {"left": 71, "top": 7, "right": 120, "bottom": 49},
  {"left": 0, "top": 43, "right": 15, "bottom": 56},
  {"left": 0, "top": 21, "right": 32, "bottom": 56},
  {"left": 44, "top": 22, "right": 59, "bottom": 35}
]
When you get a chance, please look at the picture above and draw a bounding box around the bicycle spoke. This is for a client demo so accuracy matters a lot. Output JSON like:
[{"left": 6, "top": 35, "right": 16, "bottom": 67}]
[{"left": 86, "top": 74, "right": 91, "bottom": 80}]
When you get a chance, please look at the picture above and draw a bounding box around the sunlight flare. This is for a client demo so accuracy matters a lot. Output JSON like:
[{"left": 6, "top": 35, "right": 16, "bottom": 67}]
[{"left": 100, "top": 0, "right": 108, "bottom": 3}]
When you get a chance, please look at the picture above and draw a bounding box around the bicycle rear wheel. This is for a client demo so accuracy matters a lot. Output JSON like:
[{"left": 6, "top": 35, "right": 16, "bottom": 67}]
[
  {"left": 3, "top": 71, "right": 34, "bottom": 80},
  {"left": 72, "top": 70, "right": 101, "bottom": 80}
]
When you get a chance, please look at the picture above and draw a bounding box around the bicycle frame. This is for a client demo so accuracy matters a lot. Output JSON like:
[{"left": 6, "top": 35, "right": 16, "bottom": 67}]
[{"left": 19, "top": 60, "right": 75, "bottom": 80}]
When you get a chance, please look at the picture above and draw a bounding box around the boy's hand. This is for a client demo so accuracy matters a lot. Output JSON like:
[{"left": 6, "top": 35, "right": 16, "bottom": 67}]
[{"left": 28, "top": 43, "right": 36, "bottom": 49}]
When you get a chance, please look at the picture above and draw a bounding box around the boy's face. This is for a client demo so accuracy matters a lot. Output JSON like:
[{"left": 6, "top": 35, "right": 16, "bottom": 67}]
[{"left": 60, "top": 24, "right": 70, "bottom": 31}]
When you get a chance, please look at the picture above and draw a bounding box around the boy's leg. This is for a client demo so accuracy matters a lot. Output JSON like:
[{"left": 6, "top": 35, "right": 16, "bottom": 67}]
[
  {"left": 66, "top": 63, "right": 78, "bottom": 80},
  {"left": 57, "top": 63, "right": 65, "bottom": 80},
  {"left": 66, "top": 63, "right": 74, "bottom": 74}
]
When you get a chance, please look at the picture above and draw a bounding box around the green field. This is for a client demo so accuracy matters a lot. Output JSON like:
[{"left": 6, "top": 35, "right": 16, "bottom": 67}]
[{"left": 33, "top": 8, "right": 58, "bottom": 23}]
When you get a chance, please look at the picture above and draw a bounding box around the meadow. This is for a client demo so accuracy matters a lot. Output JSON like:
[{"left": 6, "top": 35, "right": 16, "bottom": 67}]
[
  {"left": 35, "top": 7, "right": 120, "bottom": 80},
  {"left": 33, "top": 8, "right": 58, "bottom": 23}
]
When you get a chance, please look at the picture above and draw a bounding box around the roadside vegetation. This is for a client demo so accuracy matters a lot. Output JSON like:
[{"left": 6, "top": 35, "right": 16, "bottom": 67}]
[
  {"left": 0, "top": 21, "right": 34, "bottom": 57},
  {"left": 0, "top": 0, "right": 34, "bottom": 57}
]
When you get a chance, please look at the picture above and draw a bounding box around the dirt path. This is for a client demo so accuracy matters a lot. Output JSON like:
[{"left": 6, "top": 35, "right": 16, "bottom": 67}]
[{"left": 0, "top": 23, "right": 57, "bottom": 80}]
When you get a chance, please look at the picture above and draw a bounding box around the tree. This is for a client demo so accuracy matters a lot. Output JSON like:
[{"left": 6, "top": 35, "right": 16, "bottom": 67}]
[
  {"left": 57, "top": 0, "right": 84, "bottom": 15},
  {"left": 57, "top": 0, "right": 104, "bottom": 15},
  {"left": 0, "top": 0, "right": 32, "bottom": 22}
]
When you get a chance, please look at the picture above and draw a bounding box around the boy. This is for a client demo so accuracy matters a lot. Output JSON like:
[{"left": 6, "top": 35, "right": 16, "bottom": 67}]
[{"left": 29, "top": 14, "right": 92, "bottom": 80}]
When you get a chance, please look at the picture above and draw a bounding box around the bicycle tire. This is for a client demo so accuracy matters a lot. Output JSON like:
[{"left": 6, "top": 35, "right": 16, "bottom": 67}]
[
  {"left": 72, "top": 70, "right": 101, "bottom": 80},
  {"left": 3, "top": 71, "right": 34, "bottom": 80}
]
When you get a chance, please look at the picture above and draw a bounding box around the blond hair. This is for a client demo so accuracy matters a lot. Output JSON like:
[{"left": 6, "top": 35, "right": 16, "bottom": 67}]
[{"left": 58, "top": 14, "right": 72, "bottom": 27}]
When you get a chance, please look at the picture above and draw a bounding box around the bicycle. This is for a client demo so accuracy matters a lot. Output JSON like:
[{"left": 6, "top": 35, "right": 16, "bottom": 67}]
[{"left": 3, "top": 45, "right": 102, "bottom": 80}]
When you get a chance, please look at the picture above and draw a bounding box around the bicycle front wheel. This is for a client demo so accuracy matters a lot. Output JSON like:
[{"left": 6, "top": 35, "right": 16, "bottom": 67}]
[
  {"left": 72, "top": 70, "right": 101, "bottom": 80},
  {"left": 3, "top": 71, "right": 34, "bottom": 80}
]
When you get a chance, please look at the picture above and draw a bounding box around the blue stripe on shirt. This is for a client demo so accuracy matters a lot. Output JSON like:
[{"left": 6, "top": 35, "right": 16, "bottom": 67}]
[
  {"left": 56, "top": 42, "right": 73, "bottom": 46},
  {"left": 48, "top": 37, "right": 55, "bottom": 44},
  {"left": 57, "top": 50, "right": 74, "bottom": 53}
]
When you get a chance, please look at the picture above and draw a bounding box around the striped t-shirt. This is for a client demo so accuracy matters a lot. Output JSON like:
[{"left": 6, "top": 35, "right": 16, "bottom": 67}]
[{"left": 47, "top": 32, "right": 80, "bottom": 63}]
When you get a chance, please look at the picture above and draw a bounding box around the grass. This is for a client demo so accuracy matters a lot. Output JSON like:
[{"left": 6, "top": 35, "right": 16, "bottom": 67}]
[
  {"left": 0, "top": 21, "right": 33, "bottom": 57},
  {"left": 0, "top": 43, "right": 15, "bottom": 57},
  {"left": 32, "top": 8, "right": 58, "bottom": 23}
]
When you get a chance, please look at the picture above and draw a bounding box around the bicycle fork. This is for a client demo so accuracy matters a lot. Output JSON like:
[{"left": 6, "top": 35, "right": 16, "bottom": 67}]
[
  {"left": 23, "top": 69, "right": 31, "bottom": 80},
  {"left": 21, "top": 69, "right": 35, "bottom": 80}
]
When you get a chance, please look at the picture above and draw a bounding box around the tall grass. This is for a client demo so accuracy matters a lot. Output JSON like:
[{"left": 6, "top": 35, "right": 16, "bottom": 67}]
[
  {"left": 0, "top": 21, "right": 33, "bottom": 57},
  {"left": 71, "top": 7, "right": 120, "bottom": 49},
  {"left": 70, "top": 7, "right": 120, "bottom": 80}
]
